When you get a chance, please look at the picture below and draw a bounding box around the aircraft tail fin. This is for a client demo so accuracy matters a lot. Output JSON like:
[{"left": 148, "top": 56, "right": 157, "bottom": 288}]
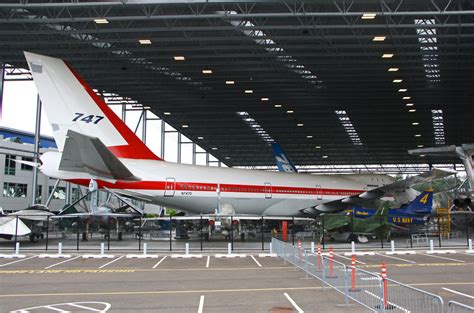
[
  {"left": 271, "top": 143, "right": 298, "bottom": 173},
  {"left": 24, "top": 51, "right": 160, "bottom": 161},
  {"left": 403, "top": 190, "right": 433, "bottom": 214}
]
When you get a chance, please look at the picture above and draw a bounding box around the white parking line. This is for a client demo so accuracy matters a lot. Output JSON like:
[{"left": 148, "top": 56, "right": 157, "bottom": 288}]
[
  {"left": 0, "top": 255, "right": 37, "bottom": 267},
  {"left": 364, "top": 290, "right": 410, "bottom": 312},
  {"left": 420, "top": 253, "right": 465, "bottom": 263},
  {"left": 44, "top": 256, "right": 80, "bottom": 269},
  {"left": 334, "top": 253, "right": 367, "bottom": 265},
  {"left": 376, "top": 253, "right": 416, "bottom": 264},
  {"left": 98, "top": 255, "right": 124, "bottom": 269},
  {"left": 205, "top": 256, "right": 210, "bottom": 268},
  {"left": 250, "top": 255, "right": 262, "bottom": 267},
  {"left": 197, "top": 295, "right": 205, "bottom": 313},
  {"left": 152, "top": 256, "right": 167, "bottom": 269},
  {"left": 442, "top": 288, "right": 474, "bottom": 300},
  {"left": 283, "top": 292, "right": 304, "bottom": 313}
]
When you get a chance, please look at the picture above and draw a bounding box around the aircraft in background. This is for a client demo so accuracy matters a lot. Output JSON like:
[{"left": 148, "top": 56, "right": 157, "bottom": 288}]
[
  {"left": 347, "top": 190, "right": 434, "bottom": 226},
  {"left": 24, "top": 52, "right": 454, "bottom": 217},
  {"left": 323, "top": 205, "right": 391, "bottom": 243},
  {"left": 408, "top": 144, "right": 473, "bottom": 210},
  {"left": 0, "top": 205, "right": 54, "bottom": 241}
]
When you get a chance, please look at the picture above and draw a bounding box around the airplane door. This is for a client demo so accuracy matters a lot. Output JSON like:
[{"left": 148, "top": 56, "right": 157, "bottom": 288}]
[
  {"left": 265, "top": 182, "right": 272, "bottom": 199},
  {"left": 316, "top": 185, "right": 322, "bottom": 200},
  {"left": 164, "top": 178, "right": 176, "bottom": 197}
]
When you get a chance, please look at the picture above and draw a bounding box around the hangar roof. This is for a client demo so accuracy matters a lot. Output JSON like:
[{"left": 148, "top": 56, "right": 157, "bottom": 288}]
[{"left": 0, "top": 0, "right": 473, "bottom": 170}]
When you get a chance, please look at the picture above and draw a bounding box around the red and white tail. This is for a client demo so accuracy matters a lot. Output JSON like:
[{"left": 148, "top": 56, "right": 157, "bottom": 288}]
[{"left": 24, "top": 51, "right": 160, "bottom": 161}]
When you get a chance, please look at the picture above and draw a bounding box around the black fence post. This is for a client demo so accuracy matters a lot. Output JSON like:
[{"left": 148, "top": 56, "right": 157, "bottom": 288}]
[
  {"left": 139, "top": 216, "right": 142, "bottom": 251},
  {"left": 14, "top": 216, "right": 19, "bottom": 249},
  {"left": 437, "top": 215, "right": 442, "bottom": 247},
  {"left": 466, "top": 215, "right": 471, "bottom": 247},
  {"left": 76, "top": 217, "right": 80, "bottom": 251},
  {"left": 380, "top": 213, "right": 384, "bottom": 249},
  {"left": 261, "top": 216, "right": 264, "bottom": 251},
  {"left": 45, "top": 216, "right": 49, "bottom": 251},
  {"left": 107, "top": 223, "right": 111, "bottom": 251},
  {"left": 200, "top": 215, "right": 203, "bottom": 251},
  {"left": 409, "top": 221, "right": 413, "bottom": 248},
  {"left": 169, "top": 216, "right": 172, "bottom": 251},
  {"left": 230, "top": 215, "right": 234, "bottom": 251},
  {"left": 322, "top": 215, "right": 325, "bottom": 250}
]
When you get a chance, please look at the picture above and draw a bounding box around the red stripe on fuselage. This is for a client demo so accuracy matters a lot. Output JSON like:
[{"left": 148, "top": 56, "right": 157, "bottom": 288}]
[
  {"left": 64, "top": 62, "right": 161, "bottom": 161},
  {"left": 67, "top": 179, "right": 363, "bottom": 197}
]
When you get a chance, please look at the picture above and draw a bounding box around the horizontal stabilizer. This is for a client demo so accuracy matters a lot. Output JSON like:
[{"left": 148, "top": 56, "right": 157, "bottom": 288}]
[
  {"left": 59, "top": 130, "right": 140, "bottom": 181},
  {"left": 0, "top": 217, "right": 31, "bottom": 236}
]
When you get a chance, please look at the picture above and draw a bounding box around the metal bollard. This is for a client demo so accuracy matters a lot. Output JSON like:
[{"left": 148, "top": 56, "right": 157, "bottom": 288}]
[
  {"left": 227, "top": 242, "right": 232, "bottom": 255},
  {"left": 351, "top": 241, "right": 355, "bottom": 255},
  {"left": 143, "top": 243, "right": 147, "bottom": 255},
  {"left": 430, "top": 239, "right": 434, "bottom": 252},
  {"left": 311, "top": 241, "right": 315, "bottom": 254},
  {"left": 101, "top": 242, "right": 105, "bottom": 255},
  {"left": 15, "top": 242, "right": 20, "bottom": 255},
  {"left": 390, "top": 240, "right": 395, "bottom": 253},
  {"left": 185, "top": 243, "right": 189, "bottom": 255},
  {"left": 58, "top": 242, "right": 62, "bottom": 255},
  {"left": 468, "top": 239, "right": 473, "bottom": 251}
]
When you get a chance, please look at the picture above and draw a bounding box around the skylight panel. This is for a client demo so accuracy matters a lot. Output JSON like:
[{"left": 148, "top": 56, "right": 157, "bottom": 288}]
[
  {"left": 431, "top": 109, "right": 446, "bottom": 145},
  {"left": 415, "top": 19, "right": 440, "bottom": 83},
  {"left": 236, "top": 112, "right": 274, "bottom": 144},
  {"left": 335, "top": 110, "right": 363, "bottom": 145},
  {"left": 218, "top": 10, "right": 320, "bottom": 85}
]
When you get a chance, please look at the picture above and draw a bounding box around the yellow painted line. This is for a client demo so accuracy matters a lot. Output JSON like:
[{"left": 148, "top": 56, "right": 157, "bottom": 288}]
[
  {"left": 0, "top": 266, "right": 290, "bottom": 275},
  {"left": 0, "top": 286, "right": 325, "bottom": 298}
]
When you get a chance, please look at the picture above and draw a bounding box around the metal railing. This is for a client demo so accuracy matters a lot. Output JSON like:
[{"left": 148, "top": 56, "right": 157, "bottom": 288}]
[
  {"left": 272, "top": 238, "right": 446, "bottom": 313},
  {"left": 448, "top": 301, "right": 474, "bottom": 313}
]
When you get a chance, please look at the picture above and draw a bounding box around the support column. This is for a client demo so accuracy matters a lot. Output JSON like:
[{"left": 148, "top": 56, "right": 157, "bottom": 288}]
[
  {"left": 177, "top": 134, "right": 182, "bottom": 164},
  {"left": 142, "top": 108, "right": 147, "bottom": 144},
  {"left": 32, "top": 95, "right": 41, "bottom": 206},
  {"left": 192, "top": 143, "right": 196, "bottom": 165},
  {"left": 160, "top": 119, "right": 165, "bottom": 159}
]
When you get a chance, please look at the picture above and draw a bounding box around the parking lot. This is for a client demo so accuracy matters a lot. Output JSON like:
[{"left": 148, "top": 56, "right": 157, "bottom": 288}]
[{"left": 0, "top": 248, "right": 472, "bottom": 312}]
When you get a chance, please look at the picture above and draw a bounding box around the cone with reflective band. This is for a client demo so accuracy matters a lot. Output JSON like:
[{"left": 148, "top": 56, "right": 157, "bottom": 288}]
[
  {"left": 329, "top": 245, "right": 334, "bottom": 278},
  {"left": 350, "top": 254, "right": 360, "bottom": 292},
  {"left": 298, "top": 239, "right": 302, "bottom": 259},
  {"left": 381, "top": 262, "right": 394, "bottom": 309}
]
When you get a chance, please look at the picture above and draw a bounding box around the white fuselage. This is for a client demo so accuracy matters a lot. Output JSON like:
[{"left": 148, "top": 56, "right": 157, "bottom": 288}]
[{"left": 41, "top": 151, "right": 394, "bottom": 216}]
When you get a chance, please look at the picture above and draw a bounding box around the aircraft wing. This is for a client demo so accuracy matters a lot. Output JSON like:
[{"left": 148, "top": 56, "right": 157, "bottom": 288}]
[
  {"left": 59, "top": 130, "right": 140, "bottom": 182},
  {"left": 315, "top": 168, "right": 455, "bottom": 213},
  {"left": 322, "top": 215, "right": 350, "bottom": 232},
  {"left": 0, "top": 217, "right": 31, "bottom": 236},
  {"left": 54, "top": 212, "right": 138, "bottom": 218},
  {"left": 408, "top": 145, "right": 458, "bottom": 156}
]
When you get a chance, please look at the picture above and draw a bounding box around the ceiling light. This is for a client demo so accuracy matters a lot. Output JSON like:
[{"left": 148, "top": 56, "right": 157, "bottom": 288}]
[
  {"left": 406, "top": 103, "right": 414, "bottom": 107},
  {"left": 393, "top": 79, "right": 403, "bottom": 83},
  {"left": 315, "top": 146, "right": 321, "bottom": 149},
  {"left": 94, "top": 19, "right": 109, "bottom": 24},
  {"left": 139, "top": 39, "right": 152, "bottom": 45},
  {"left": 412, "top": 122, "right": 419, "bottom": 126},
  {"left": 322, "top": 155, "right": 329, "bottom": 159},
  {"left": 373, "top": 36, "right": 386, "bottom": 41},
  {"left": 202, "top": 69, "right": 212, "bottom": 74},
  {"left": 417, "top": 145, "right": 424, "bottom": 148},
  {"left": 225, "top": 80, "right": 235, "bottom": 85},
  {"left": 198, "top": 136, "right": 204, "bottom": 140},
  {"left": 415, "top": 134, "right": 422, "bottom": 137},
  {"left": 287, "top": 110, "right": 294, "bottom": 114},
  {"left": 403, "top": 96, "right": 411, "bottom": 100},
  {"left": 225, "top": 156, "right": 230, "bottom": 160},
  {"left": 297, "top": 123, "right": 304, "bottom": 127},
  {"left": 164, "top": 112, "right": 171, "bottom": 115},
  {"left": 182, "top": 124, "right": 189, "bottom": 128},
  {"left": 212, "top": 147, "right": 218, "bottom": 150},
  {"left": 244, "top": 90, "right": 253, "bottom": 94},
  {"left": 382, "top": 53, "right": 394, "bottom": 58},
  {"left": 144, "top": 106, "right": 151, "bottom": 109},
  {"left": 306, "top": 135, "right": 313, "bottom": 138},
  {"left": 174, "top": 56, "right": 185, "bottom": 61},
  {"left": 398, "top": 88, "right": 407, "bottom": 92},
  {"left": 419, "top": 154, "right": 426, "bottom": 157},
  {"left": 409, "top": 109, "right": 416, "bottom": 112},
  {"left": 274, "top": 104, "right": 282, "bottom": 108},
  {"left": 388, "top": 68, "right": 399, "bottom": 72},
  {"left": 261, "top": 97, "right": 269, "bottom": 101},
  {"left": 362, "top": 13, "right": 376, "bottom": 19}
]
